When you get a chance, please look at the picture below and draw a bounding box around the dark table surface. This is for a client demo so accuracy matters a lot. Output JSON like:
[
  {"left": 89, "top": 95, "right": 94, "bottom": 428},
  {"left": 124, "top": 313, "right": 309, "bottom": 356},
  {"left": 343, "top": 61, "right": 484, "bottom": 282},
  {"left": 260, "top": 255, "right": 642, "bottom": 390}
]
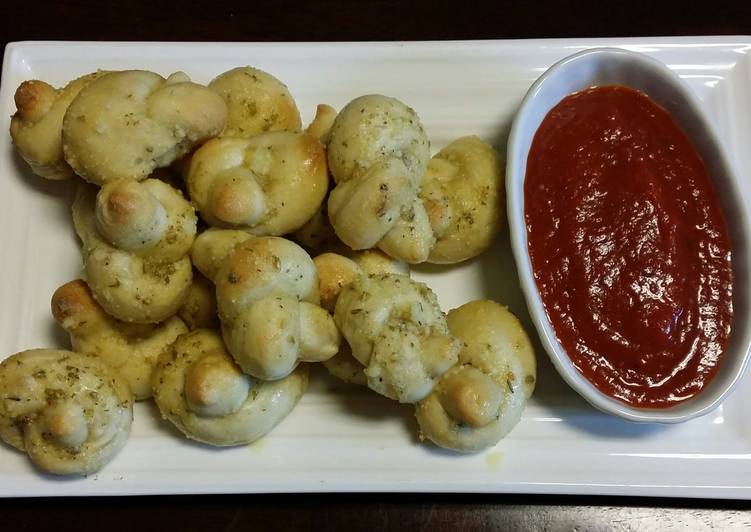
[{"left": 2, "top": 0, "right": 751, "bottom": 530}]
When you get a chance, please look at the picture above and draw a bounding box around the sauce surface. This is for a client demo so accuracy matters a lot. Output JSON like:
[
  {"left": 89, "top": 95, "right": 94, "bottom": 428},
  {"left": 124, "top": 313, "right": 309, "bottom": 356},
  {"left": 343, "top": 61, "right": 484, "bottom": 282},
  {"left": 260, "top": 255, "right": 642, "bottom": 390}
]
[{"left": 525, "top": 85, "right": 733, "bottom": 408}]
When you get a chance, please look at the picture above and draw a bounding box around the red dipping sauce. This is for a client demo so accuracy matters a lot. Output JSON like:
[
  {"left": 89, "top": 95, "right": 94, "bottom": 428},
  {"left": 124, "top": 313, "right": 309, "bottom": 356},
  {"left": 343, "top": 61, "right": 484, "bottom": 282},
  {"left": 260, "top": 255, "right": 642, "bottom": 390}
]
[{"left": 525, "top": 85, "right": 733, "bottom": 408}]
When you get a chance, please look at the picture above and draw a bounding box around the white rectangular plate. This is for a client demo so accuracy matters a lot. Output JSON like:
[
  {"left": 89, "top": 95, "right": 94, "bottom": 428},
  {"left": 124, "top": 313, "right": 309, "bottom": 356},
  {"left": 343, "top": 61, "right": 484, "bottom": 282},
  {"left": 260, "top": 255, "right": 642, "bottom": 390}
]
[{"left": 2, "top": 37, "right": 751, "bottom": 498}]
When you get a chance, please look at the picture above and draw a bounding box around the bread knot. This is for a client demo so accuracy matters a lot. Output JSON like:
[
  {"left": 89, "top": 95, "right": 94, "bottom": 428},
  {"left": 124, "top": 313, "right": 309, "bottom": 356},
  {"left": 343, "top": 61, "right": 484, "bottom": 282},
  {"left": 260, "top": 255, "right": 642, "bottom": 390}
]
[
  {"left": 51, "top": 279, "right": 188, "bottom": 400},
  {"left": 10, "top": 72, "right": 105, "bottom": 180},
  {"left": 415, "top": 300, "right": 537, "bottom": 452},
  {"left": 62, "top": 70, "right": 227, "bottom": 185},
  {"left": 151, "top": 329, "right": 308, "bottom": 446},
  {"left": 216, "top": 237, "right": 340, "bottom": 380},
  {"left": 326, "top": 95, "right": 435, "bottom": 263},
  {"left": 187, "top": 132, "right": 328, "bottom": 235},
  {"left": 72, "top": 183, "right": 194, "bottom": 324},
  {"left": 334, "top": 273, "right": 461, "bottom": 403},
  {"left": 0, "top": 349, "right": 133, "bottom": 475}
]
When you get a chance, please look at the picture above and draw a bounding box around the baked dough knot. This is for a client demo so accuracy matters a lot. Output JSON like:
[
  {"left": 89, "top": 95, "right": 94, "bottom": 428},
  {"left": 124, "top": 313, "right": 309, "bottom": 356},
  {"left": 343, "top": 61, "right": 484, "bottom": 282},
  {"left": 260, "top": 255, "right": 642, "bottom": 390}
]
[
  {"left": 151, "top": 329, "right": 308, "bottom": 446},
  {"left": 73, "top": 178, "right": 196, "bottom": 323},
  {"left": 291, "top": 103, "right": 339, "bottom": 251},
  {"left": 313, "top": 249, "right": 408, "bottom": 313},
  {"left": 0, "top": 349, "right": 133, "bottom": 475},
  {"left": 216, "top": 237, "right": 340, "bottom": 380},
  {"left": 186, "top": 132, "right": 328, "bottom": 235},
  {"left": 326, "top": 95, "right": 434, "bottom": 263},
  {"left": 62, "top": 70, "right": 227, "bottom": 185},
  {"left": 10, "top": 72, "right": 105, "bottom": 180},
  {"left": 415, "top": 300, "right": 537, "bottom": 452},
  {"left": 185, "top": 229, "right": 256, "bottom": 332},
  {"left": 190, "top": 228, "right": 255, "bottom": 282},
  {"left": 419, "top": 135, "right": 505, "bottom": 264},
  {"left": 208, "top": 66, "right": 302, "bottom": 138},
  {"left": 308, "top": 126, "right": 504, "bottom": 264},
  {"left": 314, "top": 250, "right": 408, "bottom": 387},
  {"left": 334, "top": 273, "right": 462, "bottom": 403},
  {"left": 177, "top": 272, "right": 219, "bottom": 331},
  {"left": 51, "top": 279, "right": 188, "bottom": 400}
]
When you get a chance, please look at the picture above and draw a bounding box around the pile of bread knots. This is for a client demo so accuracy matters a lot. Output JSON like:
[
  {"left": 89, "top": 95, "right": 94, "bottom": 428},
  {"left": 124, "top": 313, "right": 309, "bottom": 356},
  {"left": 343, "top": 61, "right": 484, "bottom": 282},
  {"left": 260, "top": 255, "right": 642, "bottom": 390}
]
[{"left": 1, "top": 66, "right": 537, "bottom": 476}]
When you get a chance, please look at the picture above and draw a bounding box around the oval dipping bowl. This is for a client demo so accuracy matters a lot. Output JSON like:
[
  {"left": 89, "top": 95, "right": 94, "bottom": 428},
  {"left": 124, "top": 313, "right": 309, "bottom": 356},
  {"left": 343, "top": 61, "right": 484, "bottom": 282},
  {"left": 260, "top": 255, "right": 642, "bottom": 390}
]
[{"left": 506, "top": 47, "right": 751, "bottom": 423}]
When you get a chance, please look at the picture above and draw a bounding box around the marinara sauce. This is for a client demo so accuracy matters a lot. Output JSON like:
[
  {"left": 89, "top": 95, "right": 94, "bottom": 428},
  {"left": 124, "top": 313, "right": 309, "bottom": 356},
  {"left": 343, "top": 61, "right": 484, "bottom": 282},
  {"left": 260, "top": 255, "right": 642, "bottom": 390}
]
[{"left": 525, "top": 85, "right": 733, "bottom": 408}]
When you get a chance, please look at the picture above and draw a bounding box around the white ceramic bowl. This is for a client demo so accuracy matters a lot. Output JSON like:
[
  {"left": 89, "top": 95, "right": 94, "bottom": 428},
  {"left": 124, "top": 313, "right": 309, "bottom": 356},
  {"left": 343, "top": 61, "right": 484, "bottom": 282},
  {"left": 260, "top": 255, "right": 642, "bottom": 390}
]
[{"left": 506, "top": 47, "right": 751, "bottom": 422}]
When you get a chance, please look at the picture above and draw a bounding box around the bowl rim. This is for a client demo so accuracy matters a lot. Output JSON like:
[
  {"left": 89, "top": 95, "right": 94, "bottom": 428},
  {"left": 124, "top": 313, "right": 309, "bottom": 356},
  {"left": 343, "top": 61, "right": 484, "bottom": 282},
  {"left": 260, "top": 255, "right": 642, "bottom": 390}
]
[{"left": 505, "top": 46, "right": 751, "bottom": 423}]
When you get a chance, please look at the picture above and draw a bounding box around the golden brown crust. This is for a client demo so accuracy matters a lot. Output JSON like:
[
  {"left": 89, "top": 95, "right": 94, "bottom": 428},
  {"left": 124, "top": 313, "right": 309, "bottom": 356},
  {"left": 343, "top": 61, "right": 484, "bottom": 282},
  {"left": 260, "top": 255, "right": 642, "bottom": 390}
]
[
  {"left": 305, "top": 104, "right": 337, "bottom": 143},
  {"left": 313, "top": 253, "right": 360, "bottom": 313},
  {"left": 51, "top": 278, "right": 107, "bottom": 334},
  {"left": 190, "top": 228, "right": 255, "bottom": 282},
  {"left": 51, "top": 279, "right": 188, "bottom": 400},
  {"left": 186, "top": 132, "right": 328, "bottom": 236},
  {"left": 290, "top": 106, "right": 338, "bottom": 251},
  {"left": 215, "top": 237, "right": 340, "bottom": 380},
  {"left": 101, "top": 187, "right": 139, "bottom": 223},
  {"left": 313, "top": 250, "right": 408, "bottom": 314},
  {"left": 10, "top": 72, "right": 105, "bottom": 180},
  {"left": 14, "top": 80, "right": 56, "bottom": 121}
]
